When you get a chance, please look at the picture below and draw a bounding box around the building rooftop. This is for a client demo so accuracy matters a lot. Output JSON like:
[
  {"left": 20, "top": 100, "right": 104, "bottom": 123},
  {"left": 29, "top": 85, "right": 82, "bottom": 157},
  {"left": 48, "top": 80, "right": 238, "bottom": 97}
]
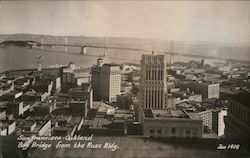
[
  {"left": 53, "top": 126, "right": 75, "bottom": 133},
  {"left": 93, "top": 101, "right": 115, "bottom": 111},
  {"left": 103, "top": 63, "right": 120, "bottom": 67},
  {"left": 68, "top": 116, "right": 83, "bottom": 125},
  {"left": 0, "top": 101, "right": 8, "bottom": 107},
  {"left": 69, "top": 87, "right": 88, "bottom": 93},
  {"left": 153, "top": 110, "right": 189, "bottom": 119},
  {"left": 82, "top": 118, "right": 111, "bottom": 128},
  {"left": 24, "top": 90, "right": 42, "bottom": 96},
  {"left": 33, "top": 102, "right": 54, "bottom": 107},
  {"left": 26, "top": 116, "right": 45, "bottom": 121},
  {"left": 56, "top": 115, "right": 72, "bottom": 122},
  {"left": 143, "top": 108, "right": 201, "bottom": 120}
]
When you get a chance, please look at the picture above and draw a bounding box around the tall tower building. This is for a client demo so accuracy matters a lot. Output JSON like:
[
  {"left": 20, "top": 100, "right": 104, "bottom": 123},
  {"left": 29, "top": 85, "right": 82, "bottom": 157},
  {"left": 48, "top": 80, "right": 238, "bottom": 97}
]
[
  {"left": 100, "top": 64, "right": 121, "bottom": 102},
  {"left": 139, "top": 53, "right": 167, "bottom": 109},
  {"left": 91, "top": 57, "right": 103, "bottom": 101}
]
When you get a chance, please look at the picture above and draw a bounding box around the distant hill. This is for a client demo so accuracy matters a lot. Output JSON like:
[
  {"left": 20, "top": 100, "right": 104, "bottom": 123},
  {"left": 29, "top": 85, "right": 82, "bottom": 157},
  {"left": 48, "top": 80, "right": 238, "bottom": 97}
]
[
  {"left": 0, "top": 33, "right": 248, "bottom": 48},
  {"left": 0, "top": 34, "right": 248, "bottom": 60},
  {"left": 0, "top": 40, "right": 40, "bottom": 48}
]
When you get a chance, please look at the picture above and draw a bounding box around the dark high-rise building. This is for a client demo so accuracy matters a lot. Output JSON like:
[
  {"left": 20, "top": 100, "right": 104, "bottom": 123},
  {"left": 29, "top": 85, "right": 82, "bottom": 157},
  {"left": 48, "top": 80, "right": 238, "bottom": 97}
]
[
  {"left": 225, "top": 92, "right": 250, "bottom": 139},
  {"left": 91, "top": 57, "right": 103, "bottom": 101}
]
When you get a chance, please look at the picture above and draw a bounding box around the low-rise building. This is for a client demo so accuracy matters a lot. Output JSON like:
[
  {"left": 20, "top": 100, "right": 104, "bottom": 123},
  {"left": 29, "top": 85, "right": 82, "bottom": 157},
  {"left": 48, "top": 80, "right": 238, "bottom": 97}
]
[
  {"left": 197, "top": 109, "right": 213, "bottom": 131},
  {"left": 0, "top": 108, "right": 6, "bottom": 119},
  {"left": 0, "top": 90, "right": 23, "bottom": 101},
  {"left": 33, "top": 102, "right": 56, "bottom": 116},
  {"left": 22, "top": 90, "right": 49, "bottom": 102},
  {"left": 0, "top": 120, "right": 16, "bottom": 135},
  {"left": 194, "top": 83, "right": 220, "bottom": 99},
  {"left": 179, "top": 82, "right": 220, "bottom": 99},
  {"left": 7, "top": 101, "right": 30, "bottom": 117},
  {"left": 69, "top": 101, "right": 88, "bottom": 117},
  {"left": 140, "top": 108, "right": 203, "bottom": 138},
  {"left": 22, "top": 120, "right": 51, "bottom": 136}
]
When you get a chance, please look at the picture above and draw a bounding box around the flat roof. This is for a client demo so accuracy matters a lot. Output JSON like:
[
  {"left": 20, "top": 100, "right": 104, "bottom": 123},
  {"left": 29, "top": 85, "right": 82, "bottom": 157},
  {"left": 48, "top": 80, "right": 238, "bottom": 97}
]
[
  {"left": 103, "top": 63, "right": 120, "bottom": 67},
  {"left": 143, "top": 108, "right": 201, "bottom": 120},
  {"left": 153, "top": 109, "right": 189, "bottom": 118},
  {"left": 92, "top": 101, "right": 115, "bottom": 111},
  {"left": 34, "top": 102, "right": 54, "bottom": 107}
]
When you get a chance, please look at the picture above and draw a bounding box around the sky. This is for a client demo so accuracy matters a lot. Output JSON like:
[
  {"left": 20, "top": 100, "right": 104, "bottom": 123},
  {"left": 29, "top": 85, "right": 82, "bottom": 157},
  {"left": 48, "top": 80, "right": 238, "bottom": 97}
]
[{"left": 0, "top": 1, "right": 249, "bottom": 44}]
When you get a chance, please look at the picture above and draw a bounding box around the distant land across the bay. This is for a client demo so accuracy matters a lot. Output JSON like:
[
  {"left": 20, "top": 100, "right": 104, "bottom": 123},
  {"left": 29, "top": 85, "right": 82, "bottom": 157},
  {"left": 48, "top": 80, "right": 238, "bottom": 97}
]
[{"left": 0, "top": 33, "right": 249, "bottom": 73}]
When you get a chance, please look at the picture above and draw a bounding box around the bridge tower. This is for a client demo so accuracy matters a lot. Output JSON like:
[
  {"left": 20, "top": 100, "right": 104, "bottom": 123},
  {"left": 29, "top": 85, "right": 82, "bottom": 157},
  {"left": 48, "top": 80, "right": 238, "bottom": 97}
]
[
  {"left": 40, "top": 38, "right": 44, "bottom": 50},
  {"left": 227, "top": 59, "right": 232, "bottom": 71},
  {"left": 80, "top": 46, "right": 86, "bottom": 54},
  {"left": 64, "top": 37, "right": 68, "bottom": 52},
  {"left": 104, "top": 48, "right": 108, "bottom": 56},
  {"left": 37, "top": 55, "right": 42, "bottom": 72},
  {"left": 169, "top": 41, "right": 175, "bottom": 64},
  {"left": 103, "top": 37, "right": 107, "bottom": 56}
]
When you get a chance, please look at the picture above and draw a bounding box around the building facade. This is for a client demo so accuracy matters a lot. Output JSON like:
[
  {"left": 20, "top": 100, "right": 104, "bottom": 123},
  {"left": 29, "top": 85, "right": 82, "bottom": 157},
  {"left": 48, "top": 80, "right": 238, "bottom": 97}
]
[
  {"left": 140, "top": 109, "right": 203, "bottom": 138},
  {"left": 225, "top": 93, "right": 250, "bottom": 139},
  {"left": 197, "top": 109, "right": 213, "bottom": 130},
  {"left": 179, "top": 82, "right": 219, "bottom": 99},
  {"left": 212, "top": 109, "right": 227, "bottom": 137},
  {"left": 194, "top": 83, "right": 220, "bottom": 99},
  {"left": 91, "top": 57, "right": 103, "bottom": 101},
  {"left": 139, "top": 54, "right": 167, "bottom": 109},
  {"left": 100, "top": 64, "right": 121, "bottom": 102}
]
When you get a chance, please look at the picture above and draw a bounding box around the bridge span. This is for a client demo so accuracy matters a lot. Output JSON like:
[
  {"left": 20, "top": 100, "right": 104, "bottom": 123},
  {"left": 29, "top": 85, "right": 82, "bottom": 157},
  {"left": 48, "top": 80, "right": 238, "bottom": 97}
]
[{"left": 35, "top": 43, "right": 250, "bottom": 65}]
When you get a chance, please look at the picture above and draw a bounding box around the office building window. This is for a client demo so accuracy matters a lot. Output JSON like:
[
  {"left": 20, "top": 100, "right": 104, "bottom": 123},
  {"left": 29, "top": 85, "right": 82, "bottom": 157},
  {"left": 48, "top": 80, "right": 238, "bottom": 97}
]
[
  {"left": 165, "top": 128, "right": 169, "bottom": 135},
  {"left": 171, "top": 127, "right": 176, "bottom": 135},
  {"left": 149, "top": 128, "right": 155, "bottom": 135},
  {"left": 193, "top": 127, "right": 198, "bottom": 136},
  {"left": 157, "top": 128, "right": 162, "bottom": 135},
  {"left": 186, "top": 128, "right": 191, "bottom": 136}
]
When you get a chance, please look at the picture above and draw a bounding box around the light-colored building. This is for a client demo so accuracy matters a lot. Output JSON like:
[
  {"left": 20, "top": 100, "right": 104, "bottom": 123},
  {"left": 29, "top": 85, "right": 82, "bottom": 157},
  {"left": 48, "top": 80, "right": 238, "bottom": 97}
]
[
  {"left": 212, "top": 109, "right": 227, "bottom": 137},
  {"left": 100, "top": 64, "right": 121, "bottom": 102},
  {"left": 139, "top": 54, "right": 167, "bottom": 109},
  {"left": 22, "top": 120, "right": 51, "bottom": 136},
  {"left": 197, "top": 109, "right": 213, "bottom": 130},
  {"left": 179, "top": 82, "right": 220, "bottom": 99},
  {"left": 0, "top": 120, "right": 16, "bottom": 135},
  {"left": 0, "top": 109, "right": 6, "bottom": 119},
  {"left": 194, "top": 83, "right": 220, "bottom": 99},
  {"left": 140, "top": 108, "right": 203, "bottom": 138}
]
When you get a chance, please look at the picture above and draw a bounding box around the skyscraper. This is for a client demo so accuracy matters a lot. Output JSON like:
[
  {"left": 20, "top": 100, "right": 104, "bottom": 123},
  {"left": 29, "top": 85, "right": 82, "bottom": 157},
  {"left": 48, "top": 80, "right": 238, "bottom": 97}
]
[
  {"left": 225, "top": 93, "right": 250, "bottom": 139},
  {"left": 100, "top": 64, "right": 121, "bottom": 102},
  {"left": 139, "top": 53, "right": 167, "bottom": 109},
  {"left": 91, "top": 57, "right": 103, "bottom": 101}
]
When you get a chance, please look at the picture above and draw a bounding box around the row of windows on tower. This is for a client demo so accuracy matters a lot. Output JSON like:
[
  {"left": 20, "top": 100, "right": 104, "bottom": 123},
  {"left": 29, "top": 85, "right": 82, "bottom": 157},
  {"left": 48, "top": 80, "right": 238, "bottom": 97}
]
[
  {"left": 229, "top": 103, "right": 250, "bottom": 124},
  {"left": 110, "top": 71, "right": 121, "bottom": 75},
  {"left": 144, "top": 57, "right": 164, "bottom": 64},
  {"left": 144, "top": 90, "right": 164, "bottom": 109},
  {"left": 146, "top": 70, "right": 163, "bottom": 80}
]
